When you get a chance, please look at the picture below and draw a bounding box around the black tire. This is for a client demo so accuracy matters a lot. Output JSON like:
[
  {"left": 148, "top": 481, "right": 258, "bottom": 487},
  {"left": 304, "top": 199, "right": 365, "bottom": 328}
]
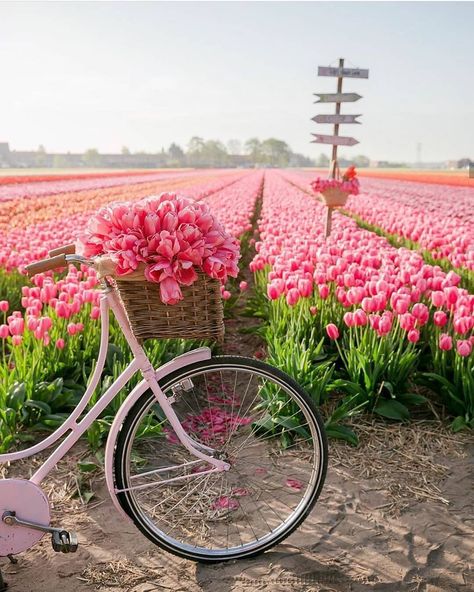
[{"left": 114, "top": 356, "right": 328, "bottom": 562}]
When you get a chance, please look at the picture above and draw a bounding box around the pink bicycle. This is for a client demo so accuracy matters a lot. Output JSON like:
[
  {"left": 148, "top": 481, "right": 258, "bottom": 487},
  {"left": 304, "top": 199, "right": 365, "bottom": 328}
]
[{"left": 0, "top": 246, "right": 327, "bottom": 581}]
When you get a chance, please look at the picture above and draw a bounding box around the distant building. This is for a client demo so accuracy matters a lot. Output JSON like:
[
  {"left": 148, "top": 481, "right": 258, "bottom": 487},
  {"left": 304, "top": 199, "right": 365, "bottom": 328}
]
[{"left": 0, "top": 142, "right": 167, "bottom": 168}]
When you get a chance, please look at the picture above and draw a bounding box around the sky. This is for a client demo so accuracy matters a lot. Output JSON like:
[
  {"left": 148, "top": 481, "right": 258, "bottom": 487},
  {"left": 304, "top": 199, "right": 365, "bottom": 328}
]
[{"left": 1, "top": 1, "right": 473, "bottom": 162}]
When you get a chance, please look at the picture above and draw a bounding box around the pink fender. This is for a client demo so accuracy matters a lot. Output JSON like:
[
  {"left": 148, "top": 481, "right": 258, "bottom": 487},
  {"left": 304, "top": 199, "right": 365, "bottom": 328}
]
[{"left": 104, "top": 347, "right": 211, "bottom": 522}]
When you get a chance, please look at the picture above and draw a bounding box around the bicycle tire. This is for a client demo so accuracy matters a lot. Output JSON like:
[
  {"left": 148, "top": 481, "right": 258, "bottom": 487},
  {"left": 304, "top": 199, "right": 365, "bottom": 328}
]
[{"left": 114, "top": 356, "right": 328, "bottom": 562}]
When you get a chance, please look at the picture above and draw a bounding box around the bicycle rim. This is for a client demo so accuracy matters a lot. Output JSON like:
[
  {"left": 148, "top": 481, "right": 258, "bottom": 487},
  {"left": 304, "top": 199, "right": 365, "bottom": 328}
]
[{"left": 114, "top": 357, "right": 327, "bottom": 561}]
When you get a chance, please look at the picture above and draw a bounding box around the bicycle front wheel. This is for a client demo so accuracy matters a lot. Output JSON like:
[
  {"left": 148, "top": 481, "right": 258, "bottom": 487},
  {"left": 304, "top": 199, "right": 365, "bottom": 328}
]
[{"left": 114, "top": 356, "right": 328, "bottom": 562}]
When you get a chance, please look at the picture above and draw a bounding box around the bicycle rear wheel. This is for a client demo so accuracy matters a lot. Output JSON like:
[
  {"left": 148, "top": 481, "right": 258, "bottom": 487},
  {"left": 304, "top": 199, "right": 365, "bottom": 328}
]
[{"left": 114, "top": 356, "right": 328, "bottom": 562}]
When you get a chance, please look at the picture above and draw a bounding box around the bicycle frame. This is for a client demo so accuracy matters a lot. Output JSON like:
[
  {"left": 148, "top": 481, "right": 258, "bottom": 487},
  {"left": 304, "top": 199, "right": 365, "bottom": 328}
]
[{"left": 0, "top": 281, "right": 229, "bottom": 522}]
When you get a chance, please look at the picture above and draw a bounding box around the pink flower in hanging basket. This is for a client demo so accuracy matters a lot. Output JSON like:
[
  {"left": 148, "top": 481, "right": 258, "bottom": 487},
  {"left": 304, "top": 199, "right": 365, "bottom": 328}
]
[{"left": 311, "top": 166, "right": 360, "bottom": 197}]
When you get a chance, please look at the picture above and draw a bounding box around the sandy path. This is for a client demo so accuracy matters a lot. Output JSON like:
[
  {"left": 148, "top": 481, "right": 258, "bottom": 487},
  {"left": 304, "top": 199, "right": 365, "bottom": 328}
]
[{"left": 1, "top": 439, "right": 472, "bottom": 592}]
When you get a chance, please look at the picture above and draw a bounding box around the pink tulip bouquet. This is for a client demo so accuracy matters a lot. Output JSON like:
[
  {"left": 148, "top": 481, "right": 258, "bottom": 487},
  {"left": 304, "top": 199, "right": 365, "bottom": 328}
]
[{"left": 77, "top": 192, "right": 241, "bottom": 305}]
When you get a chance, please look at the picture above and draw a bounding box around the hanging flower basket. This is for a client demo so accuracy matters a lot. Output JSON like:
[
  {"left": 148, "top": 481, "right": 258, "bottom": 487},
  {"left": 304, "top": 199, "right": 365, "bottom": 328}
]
[
  {"left": 319, "top": 187, "right": 349, "bottom": 207},
  {"left": 311, "top": 165, "right": 360, "bottom": 208}
]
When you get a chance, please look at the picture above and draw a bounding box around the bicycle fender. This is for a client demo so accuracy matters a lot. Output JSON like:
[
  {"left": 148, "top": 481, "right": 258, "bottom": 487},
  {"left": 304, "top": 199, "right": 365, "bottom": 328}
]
[{"left": 104, "top": 347, "right": 212, "bottom": 522}]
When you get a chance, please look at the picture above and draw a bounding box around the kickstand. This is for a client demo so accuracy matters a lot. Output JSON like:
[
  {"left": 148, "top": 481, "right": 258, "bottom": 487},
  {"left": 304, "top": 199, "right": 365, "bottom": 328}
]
[{"left": 0, "top": 567, "right": 8, "bottom": 592}]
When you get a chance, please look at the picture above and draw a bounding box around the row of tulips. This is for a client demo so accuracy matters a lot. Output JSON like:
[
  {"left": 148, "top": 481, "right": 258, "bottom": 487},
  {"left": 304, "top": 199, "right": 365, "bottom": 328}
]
[
  {"left": 285, "top": 171, "right": 474, "bottom": 281},
  {"left": 0, "top": 169, "right": 181, "bottom": 187},
  {"left": 0, "top": 171, "right": 250, "bottom": 277},
  {"left": 0, "top": 168, "right": 236, "bottom": 202},
  {"left": 0, "top": 172, "right": 263, "bottom": 450},
  {"left": 0, "top": 170, "right": 247, "bottom": 232},
  {"left": 357, "top": 169, "right": 474, "bottom": 188},
  {"left": 249, "top": 171, "right": 473, "bottom": 439}
]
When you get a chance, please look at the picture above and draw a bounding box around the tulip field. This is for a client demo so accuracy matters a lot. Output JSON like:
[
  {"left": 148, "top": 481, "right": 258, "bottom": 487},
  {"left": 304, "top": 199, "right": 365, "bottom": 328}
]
[{"left": 0, "top": 168, "right": 473, "bottom": 452}]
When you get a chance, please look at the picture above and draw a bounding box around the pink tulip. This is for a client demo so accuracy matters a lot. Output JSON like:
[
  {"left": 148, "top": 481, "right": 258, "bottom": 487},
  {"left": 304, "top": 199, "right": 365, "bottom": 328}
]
[
  {"left": 55, "top": 338, "right": 65, "bottom": 350},
  {"left": 431, "top": 291, "right": 445, "bottom": 307},
  {"left": 298, "top": 279, "right": 313, "bottom": 298},
  {"left": 55, "top": 301, "right": 70, "bottom": 319},
  {"left": 8, "top": 318, "right": 24, "bottom": 336},
  {"left": 453, "top": 317, "right": 472, "bottom": 335},
  {"left": 0, "top": 301, "right": 9, "bottom": 313},
  {"left": 318, "top": 284, "right": 330, "bottom": 300},
  {"left": 326, "top": 323, "right": 339, "bottom": 340},
  {"left": 309, "top": 306, "right": 317, "bottom": 316},
  {"left": 369, "top": 314, "right": 380, "bottom": 331},
  {"left": 267, "top": 284, "right": 280, "bottom": 300},
  {"left": 407, "top": 329, "right": 420, "bottom": 343},
  {"left": 361, "top": 297, "right": 375, "bottom": 313},
  {"left": 444, "top": 287, "right": 458, "bottom": 306},
  {"left": 222, "top": 290, "right": 232, "bottom": 300},
  {"left": 239, "top": 281, "right": 248, "bottom": 292},
  {"left": 411, "top": 303, "right": 429, "bottom": 326},
  {"left": 90, "top": 306, "right": 101, "bottom": 320},
  {"left": 433, "top": 311, "right": 448, "bottom": 327},
  {"left": 67, "top": 323, "right": 77, "bottom": 336},
  {"left": 12, "top": 335, "right": 23, "bottom": 346},
  {"left": 286, "top": 289, "right": 300, "bottom": 307},
  {"left": 378, "top": 315, "right": 392, "bottom": 336},
  {"left": 439, "top": 334, "right": 452, "bottom": 351},
  {"left": 27, "top": 317, "right": 39, "bottom": 331},
  {"left": 353, "top": 309, "right": 368, "bottom": 327},
  {"left": 343, "top": 312, "right": 355, "bottom": 328},
  {"left": 456, "top": 340, "right": 472, "bottom": 357},
  {"left": 399, "top": 313, "right": 416, "bottom": 332},
  {"left": 0, "top": 325, "right": 9, "bottom": 339},
  {"left": 160, "top": 277, "right": 183, "bottom": 305}
]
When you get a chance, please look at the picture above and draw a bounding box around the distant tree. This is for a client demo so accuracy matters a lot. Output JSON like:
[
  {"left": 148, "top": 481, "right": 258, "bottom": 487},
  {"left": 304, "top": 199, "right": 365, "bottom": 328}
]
[
  {"left": 202, "top": 140, "right": 228, "bottom": 167},
  {"left": 227, "top": 139, "right": 242, "bottom": 155},
  {"left": 36, "top": 145, "right": 48, "bottom": 167},
  {"left": 244, "top": 138, "right": 262, "bottom": 164},
  {"left": 187, "top": 137, "right": 206, "bottom": 166},
  {"left": 83, "top": 149, "right": 102, "bottom": 167},
  {"left": 315, "top": 153, "right": 330, "bottom": 167},
  {"left": 261, "top": 138, "right": 291, "bottom": 167},
  {"left": 289, "top": 153, "right": 315, "bottom": 167},
  {"left": 168, "top": 143, "right": 185, "bottom": 165},
  {"left": 121, "top": 146, "right": 131, "bottom": 155},
  {"left": 457, "top": 158, "right": 472, "bottom": 169},
  {"left": 353, "top": 154, "right": 370, "bottom": 167}
]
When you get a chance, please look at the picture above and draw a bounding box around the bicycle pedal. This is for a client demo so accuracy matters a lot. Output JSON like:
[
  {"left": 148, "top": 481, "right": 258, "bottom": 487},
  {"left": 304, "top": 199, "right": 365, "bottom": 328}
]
[{"left": 51, "top": 530, "right": 78, "bottom": 553}]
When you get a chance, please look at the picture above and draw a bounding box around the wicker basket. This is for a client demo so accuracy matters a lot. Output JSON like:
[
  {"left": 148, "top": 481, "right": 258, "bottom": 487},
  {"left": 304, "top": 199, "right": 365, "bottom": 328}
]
[
  {"left": 320, "top": 187, "right": 349, "bottom": 207},
  {"left": 96, "top": 258, "right": 224, "bottom": 341}
]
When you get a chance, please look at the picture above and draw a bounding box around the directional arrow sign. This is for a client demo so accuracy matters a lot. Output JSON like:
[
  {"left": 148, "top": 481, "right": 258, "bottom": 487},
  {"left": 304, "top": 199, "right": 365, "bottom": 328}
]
[
  {"left": 318, "top": 66, "right": 369, "bottom": 79},
  {"left": 312, "top": 114, "right": 361, "bottom": 124},
  {"left": 314, "top": 92, "right": 362, "bottom": 103},
  {"left": 311, "top": 134, "right": 359, "bottom": 146}
]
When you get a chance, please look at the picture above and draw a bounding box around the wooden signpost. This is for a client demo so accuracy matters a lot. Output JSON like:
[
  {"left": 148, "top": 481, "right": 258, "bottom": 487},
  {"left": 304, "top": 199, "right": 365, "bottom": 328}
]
[
  {"left": 311, "top": 57, "right": 369, "bottom": 237},
  {"left": 311, "top": 133, "right": 359, "bottom": 145},
  {"left": 311, "top": 114, "right": 361, "bottom": 125},
  {"left": 314, "top": 92, "right": 362, "bottom": 103}
]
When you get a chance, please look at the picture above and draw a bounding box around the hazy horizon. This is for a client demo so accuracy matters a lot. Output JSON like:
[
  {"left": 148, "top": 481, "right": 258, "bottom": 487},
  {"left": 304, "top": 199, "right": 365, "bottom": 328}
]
[{"left": 2, "top": 1, "right": 473, "bottom": 162}]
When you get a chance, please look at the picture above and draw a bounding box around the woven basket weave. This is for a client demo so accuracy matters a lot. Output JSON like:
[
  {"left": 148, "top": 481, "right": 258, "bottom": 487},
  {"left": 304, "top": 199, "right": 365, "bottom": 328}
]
[
  {"left": 320, "top": 187, "right": 349, "bottom": 207},
  {"left": 96, "top": 258, "right": 224, "bottom": 342}
]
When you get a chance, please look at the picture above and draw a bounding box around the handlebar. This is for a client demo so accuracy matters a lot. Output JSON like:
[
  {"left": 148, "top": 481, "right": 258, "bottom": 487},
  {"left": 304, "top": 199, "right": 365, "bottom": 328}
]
[
  {"left": 24, "top": 249, "right": 93, "bottom": 278},
  {"left": 25, "top": 254, "right": 68, "bottom": 276},
  {"left": 48, "top": 243, "right": 76, "bottom": 257}
]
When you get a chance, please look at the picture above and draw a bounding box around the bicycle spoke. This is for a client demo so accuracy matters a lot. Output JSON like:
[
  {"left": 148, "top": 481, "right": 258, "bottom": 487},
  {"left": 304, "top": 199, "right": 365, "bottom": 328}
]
[{"left": 117, "top": 360, "right": 326, "bottom": 559}]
